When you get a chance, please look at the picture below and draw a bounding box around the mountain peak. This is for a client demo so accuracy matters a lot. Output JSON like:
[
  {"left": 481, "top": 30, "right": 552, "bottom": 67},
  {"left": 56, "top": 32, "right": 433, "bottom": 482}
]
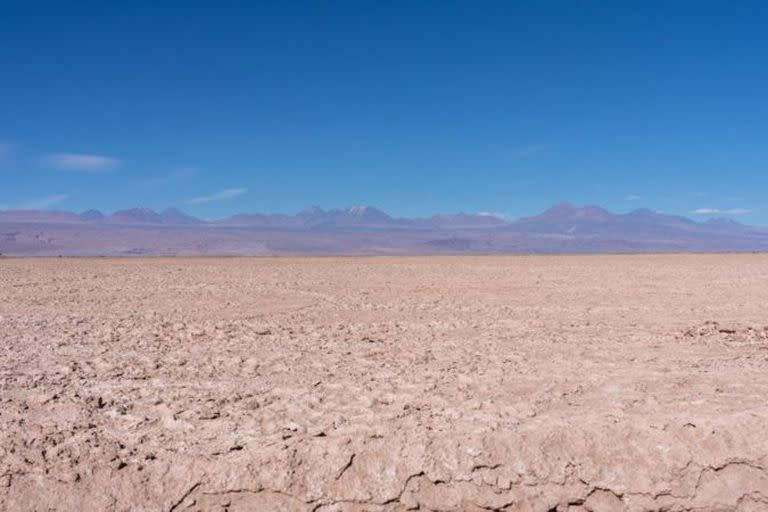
[
  {"left": 577, "top": 205, "right": 612, "bottom": 221},
  {"left": 160, "top": 208, "right": 201, "bottom": 225},
  {"left": 79, "top": 209, "right": 104, "bottom": 221},
  {"left": 298, "top": 205, "right": 325, "bottom": 216},
  {"left": 537, "top": 202, "right": 610, "bottom": 221},
  {"left": 347, "top": 205, "right": 371, "bottom": 216},
  {"left": 344, "top": 205, "right": 391, "bottom": 218},
  {"left": 109, "top": 207, "right": 162, "bottom": 224},
  {"left": 425, "top": 212, "right": 507, "bottom": 228},
  {"left": 704, "top": 217, "right": 747, "bottom": 229},
  {"left": 3, "top": 201, "right": 768, "bottom": 254},
  {"left": 543, "top": 201, "right": 576, "bottom": 215}
]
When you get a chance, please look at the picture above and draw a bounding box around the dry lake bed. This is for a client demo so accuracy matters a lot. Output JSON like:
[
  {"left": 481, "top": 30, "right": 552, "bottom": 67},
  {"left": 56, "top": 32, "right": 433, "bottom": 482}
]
[{"left": 2, "top": 255, "right": 768, "bottom": 511}]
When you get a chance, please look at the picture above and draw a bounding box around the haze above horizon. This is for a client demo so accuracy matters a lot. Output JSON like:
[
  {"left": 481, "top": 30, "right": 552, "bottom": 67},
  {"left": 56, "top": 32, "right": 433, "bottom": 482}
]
[{"left": 2, "top": 2, "right": 767, "bottom": 223}]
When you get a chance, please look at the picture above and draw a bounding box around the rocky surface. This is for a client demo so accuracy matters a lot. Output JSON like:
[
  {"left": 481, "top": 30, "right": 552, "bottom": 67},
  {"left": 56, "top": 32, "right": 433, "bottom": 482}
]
[{"left": 2, "top": 255, "right": 768, "bottom": 511}]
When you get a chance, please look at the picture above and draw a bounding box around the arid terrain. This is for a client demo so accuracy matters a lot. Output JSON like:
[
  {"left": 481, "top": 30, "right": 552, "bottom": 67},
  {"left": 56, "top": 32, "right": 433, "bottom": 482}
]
[{"left": 2, "top": 255, "right": 768, "bottom": 511}]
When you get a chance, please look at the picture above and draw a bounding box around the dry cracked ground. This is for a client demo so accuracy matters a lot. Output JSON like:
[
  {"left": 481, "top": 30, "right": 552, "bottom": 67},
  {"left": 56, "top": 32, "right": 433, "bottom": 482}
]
[{"left": 2, "top": 255, "right": 768, "bottom": 511}]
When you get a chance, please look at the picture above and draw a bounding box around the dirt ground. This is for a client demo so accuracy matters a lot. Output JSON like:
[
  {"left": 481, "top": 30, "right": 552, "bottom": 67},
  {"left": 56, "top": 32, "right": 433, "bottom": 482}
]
[{"left": 2, "top": 255, "right": 768, "bottom": 511}]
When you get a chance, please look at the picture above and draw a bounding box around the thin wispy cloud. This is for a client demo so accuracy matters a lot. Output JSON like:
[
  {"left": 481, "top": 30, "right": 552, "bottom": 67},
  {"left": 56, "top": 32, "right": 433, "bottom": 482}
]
[
  {"left": 46, "top": 153, "right": 120, "bottom": 172},
  {"left": 625, "top": 194, "right": 641, "bottom": 201},
  {"left": 692, "top": 207, "right": 752, "bottom": 216},
  {"left": 18, "top": 194, "right": 70, "bottom": 210},
  {"left": 187, "top": 187, "right": 247, "bottom": 204},
  {"left": 478, "top": 211, "right": 509, "bottom": 220}
]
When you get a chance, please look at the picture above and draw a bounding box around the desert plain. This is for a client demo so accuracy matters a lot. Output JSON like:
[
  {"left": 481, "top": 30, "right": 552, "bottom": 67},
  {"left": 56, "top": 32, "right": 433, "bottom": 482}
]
[{"left": 2, "top": 254, "right": 768, "bottom": 511}]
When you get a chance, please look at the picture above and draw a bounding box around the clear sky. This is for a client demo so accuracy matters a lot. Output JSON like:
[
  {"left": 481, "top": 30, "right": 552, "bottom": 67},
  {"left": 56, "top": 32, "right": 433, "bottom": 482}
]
[{"left": 1, "top": 1, "right": 767, "bottom": 222}]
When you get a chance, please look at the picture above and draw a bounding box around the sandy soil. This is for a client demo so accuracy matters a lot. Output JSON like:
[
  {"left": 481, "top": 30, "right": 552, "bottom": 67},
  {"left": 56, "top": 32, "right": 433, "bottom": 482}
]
[{"left": 2, "top": 255, "right": 768, "bottom": 511}]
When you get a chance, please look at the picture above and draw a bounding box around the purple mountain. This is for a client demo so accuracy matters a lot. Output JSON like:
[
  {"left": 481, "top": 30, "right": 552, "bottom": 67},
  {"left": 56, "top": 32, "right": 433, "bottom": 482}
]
[
  {"left": 0, "top": 210, "right": 80, "bottom": 223},
  {"left": 1, "top": 202, "right": 764, "bottom": 256},
  {"left": 79, "top": 209, "right": 105, "bottom": 222},
  {"left": 506, "top": 203, "right": 722, "bottom": 239},
  {"left": 421, "top": 213, "right": 507, "bottom": 228},
  {"left": 159, "top": 208, "right": 203, "bottom": 225},
  {"left": 303, "top": 206, "right": 403, "bottom": 228},
  {"left": 510, "top": 202, "right": 614, "bottom": 234},
  {"left": 108, "top": 208, "right": 164, "bottom": 224}
]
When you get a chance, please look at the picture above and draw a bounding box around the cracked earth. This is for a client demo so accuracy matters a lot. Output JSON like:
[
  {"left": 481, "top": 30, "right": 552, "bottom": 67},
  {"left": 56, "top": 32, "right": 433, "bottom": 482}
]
[{"left": 2, "top": 255, "right": 768, "bottom": 511}]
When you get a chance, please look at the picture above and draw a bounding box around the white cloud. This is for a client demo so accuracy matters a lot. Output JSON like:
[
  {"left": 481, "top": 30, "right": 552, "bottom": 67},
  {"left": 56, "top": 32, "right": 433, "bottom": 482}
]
[
  {"left": 692, "top": 208, "right": 752, "bottom": 216},
  {"left": 625, "top": 194, "right": 641, "bottom": 201},
  {"left": 46, "top": 153, "right": 120, "bottom": 172},
  {"left": 478, "top": 211, "right": 509, "bottom": 220},
  {"left": 18, "top": 194, "right": 70, "bottom": 210},
  {"left": 187, "top": 187, "right": 247, "bottom": 204}
]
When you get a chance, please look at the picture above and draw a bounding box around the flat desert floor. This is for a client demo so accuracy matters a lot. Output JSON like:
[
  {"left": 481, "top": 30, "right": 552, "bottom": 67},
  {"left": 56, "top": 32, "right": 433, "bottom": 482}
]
[{"left": 2, "top": 255, "right": 768, "bottom": 511}]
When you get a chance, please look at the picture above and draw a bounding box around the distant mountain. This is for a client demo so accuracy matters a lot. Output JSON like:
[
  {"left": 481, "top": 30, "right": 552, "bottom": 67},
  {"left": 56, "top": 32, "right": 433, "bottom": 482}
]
[
  {"left": 1, "top": 202, "right": 764, "bottom": 256},
  {"left": 421, "top": 213, "right": 507, "bottom": 229},
  {"left": 621, "top": 208, "right": 696, "bottom": 227},
  {"left": 506, "top": 203, "right": 738, "bottom": 240},
  {"left": 79, "top": 209, "right": 105, "bottom": 222},
  {"left": 106, "top": 208, "right": 202, "bottom": 225},
  {"left": 215, "top": 213, "right": 299, "bottom": 228},
  {"left": 302, "top": 206, "right": 403, "bottom": 228},
  {"left": 216, "top": 213, "right": 271, "bottom": 227},
  {"left": 543, "top": 202, "right": 613, "bottom": 221},
  {"left": 159, "top": 208, "right": 202, "bottom": 225},
  {"left": 0, "top": 210, "right": 80, "bottom": 223},
  {"left": 109, "top": 208, "right": 163, "bottom": 224},
  {"left": 510, "top": 202, "right": 615, "bottom": 234},
  {"left": 296, "top": 205, "right": 324, "bottom": 221},
  {"left": 703, "top": 217, "right": 752, "bottom": 233},
  {"left": 214, "top": 205, "right": 402, "bottom": 229}
]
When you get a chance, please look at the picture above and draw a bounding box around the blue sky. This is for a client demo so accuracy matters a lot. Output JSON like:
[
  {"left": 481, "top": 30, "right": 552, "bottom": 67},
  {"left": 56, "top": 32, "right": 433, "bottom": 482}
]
[{"left": 1, "top": 1, "right": 767, "bottom": 222}]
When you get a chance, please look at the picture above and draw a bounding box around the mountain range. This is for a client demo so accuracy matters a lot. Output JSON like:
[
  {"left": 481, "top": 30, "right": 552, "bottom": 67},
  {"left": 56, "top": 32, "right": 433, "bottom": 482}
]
[{"left": 1, "top": 202, "right": 766, "bottom": 256}]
